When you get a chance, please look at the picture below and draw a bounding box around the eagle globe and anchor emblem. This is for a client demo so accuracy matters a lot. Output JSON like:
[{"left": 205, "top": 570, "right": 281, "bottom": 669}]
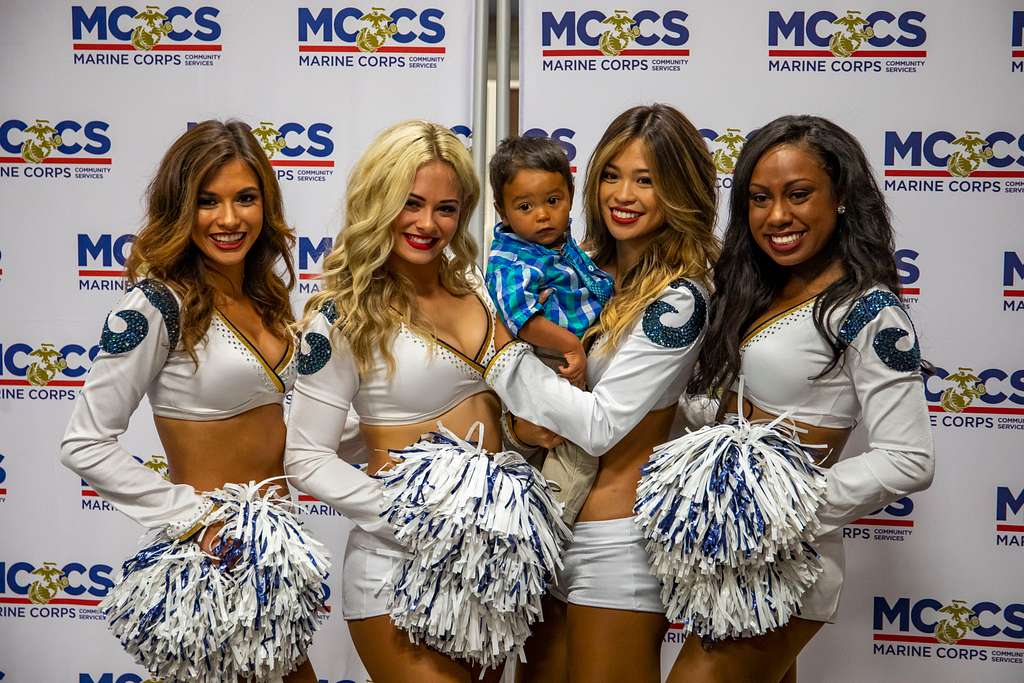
[
  {"left": 251, "top": 122, "right": 287, "bottom": 159},
  {"left": 27, "top": 562, "right": 70, "bottom": 605},
  {"left": 130, "top": 5, "right": 173, "bottom": 51},
  {"left": 940, "top": 367, "right": 986, "bottom": 413},
  {"left": 711, "top": 128, "right": 746, "bottom": 174},
  {"left": 357, "top": 7, "right": 399, "bottom": 53},
  {"left": 947, "top": 131, "right": 994, "bottom": 178},
  {"left": 598, "top": 10, "right": 642, "bottom": 57},
  {"left": 934, "top": 600, "right": 981, "bottom": 644},
  {"left": 20, "top": 120, "right": 63, "bottom": 164},
  {"left": 26, "top": 344, "right": 68, "bottom": 387},
  {"left": 143, "top": 454, "right": 170, "bottom": 480},
  {"left": 828, "top": 10, "right": 875, "bottom": 58}
]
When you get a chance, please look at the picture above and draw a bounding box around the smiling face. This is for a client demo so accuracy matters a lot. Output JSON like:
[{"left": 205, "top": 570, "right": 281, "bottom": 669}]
[
  {"left": 747, "top": 143, "right": 840, "bottom": 271},
  {"left": 388, "top": 160, "right": 462, "bottom": 269},
  {"left": 498, "top": 169, "right": 571, "bottom": 247},
  {"left": 190, "top": 158, "right": 263, "bottom": 275},
  {"left": 597, "top": 138, "right": 665, "bottom": 252}
]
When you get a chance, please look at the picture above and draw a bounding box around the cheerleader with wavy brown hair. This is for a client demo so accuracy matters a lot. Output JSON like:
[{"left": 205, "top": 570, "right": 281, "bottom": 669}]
[{"left": 61, "top": 120, "right": 326, "bottom": 682}]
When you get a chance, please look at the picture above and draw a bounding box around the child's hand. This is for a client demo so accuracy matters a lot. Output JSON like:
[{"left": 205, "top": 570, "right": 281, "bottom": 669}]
[
  {"left": 558, "top": 340, "right": 587, "bottom": 388},
  {"left": 512, "top": 415, "right": 565, "bottom": 449}
]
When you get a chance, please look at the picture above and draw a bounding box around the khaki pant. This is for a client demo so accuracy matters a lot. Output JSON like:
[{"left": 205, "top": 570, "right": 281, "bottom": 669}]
[{"left": 538, "top": 441, "right": 598, "bottom": 525}]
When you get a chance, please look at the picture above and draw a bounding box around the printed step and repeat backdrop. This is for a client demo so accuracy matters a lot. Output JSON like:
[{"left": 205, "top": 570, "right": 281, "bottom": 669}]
[
  {"left": 0, "top": 1, "right": 475, "bottom": 681},
  {"left": 520, "top": 1, "right": 1023, "bottom": 681}
]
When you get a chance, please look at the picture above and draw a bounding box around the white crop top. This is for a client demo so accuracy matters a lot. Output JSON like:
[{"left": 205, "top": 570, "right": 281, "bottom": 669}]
[
  {"left": 60, "top": 280, "right": 296, "bottom": 531},
  {"left": 283, "top": 293, "right": 498, "bottom": 540},
  {"left": 485, "top": 278, "right": 708, "bottom": 457},
  {"left": 737, "top": 286, "right": 934, "bottom": 533}
]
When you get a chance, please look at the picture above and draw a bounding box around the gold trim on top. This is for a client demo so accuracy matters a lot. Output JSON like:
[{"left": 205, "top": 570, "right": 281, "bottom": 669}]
[
  {"left": 741, "top": 295, "right": 817, "bottom": 348},
  {"left": 215, "top": 309, "right": 287, "bottom": 393},
  {"left": 406, "top": 292, "right": 495, "bottom": 373}
]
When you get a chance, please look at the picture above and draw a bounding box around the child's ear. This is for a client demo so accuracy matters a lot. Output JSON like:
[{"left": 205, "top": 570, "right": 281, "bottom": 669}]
[{"left": 493, "top": 200, "right": 506, "bottom": 221}]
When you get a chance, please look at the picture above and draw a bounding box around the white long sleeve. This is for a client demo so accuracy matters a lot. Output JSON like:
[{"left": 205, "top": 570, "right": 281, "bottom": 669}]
[
  {"left": 817, "top": 298, "right": 935, "bottom": 534},
  {"left": 285, "top": 304, "right": 395, "bottom": 542},
  {"left": 60, "top": 282, "right": 207, "bottom": 533},
  {"left": 485, "top": 279, "right": 707, "bottom": 456}
]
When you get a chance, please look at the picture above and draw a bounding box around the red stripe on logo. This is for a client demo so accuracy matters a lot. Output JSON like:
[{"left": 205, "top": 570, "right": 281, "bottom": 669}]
[
  {"left": 298, "top": 45, "right": 446, "bottom": 54},
  {"left": 73, "top": 43, "right": 221, "bottom": 51},
  {"left": 0, "top": 597, "right": 101, "bottom": 606},
  {"left": 898, "top": 287, "right": 920, "bottom": 296},
  {"left": 78, "top": 270, "right": 125, "bottom": 277},
  {"left": 269, "top": 160, "right": 335, "bottom": 168},
  {"left": 0, "top": 379, "right": 85, "bottom": 387},
  {"left": 768, "top": 49, "right": 926, "bottom": 57},
  {"left": 884, "top": 170, "right": 1024, "bottom": 178},
  {"left": 81, "top": 490, "right": 99, "bottom": 497},
  {"left": 928, "top": 405, "right": 1024, "bottom": 415},
  {"left": 0, "top": 157, "right": 111, "bottom": 165},
  {"left": 874, "top": 633, "right": 1024, "bottom": 649},
  {"left": 997, "top": 524, "right": 1024, "bottom": 533},
  {"left": 852, "top": 518, "right": 914, "bottom": 527},
  {"left": 1003, "top": 290, "right": 1024, "bottom": 297},
  {"left": 542, "top": 49, "right": 690, "bottom": 57},
  {"left": 298, "top": 273, "right": 320, "bottom": 281}
]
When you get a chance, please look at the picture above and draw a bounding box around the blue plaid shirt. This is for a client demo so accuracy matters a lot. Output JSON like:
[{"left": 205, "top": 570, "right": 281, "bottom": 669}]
[{"left": 485, "top": 223, "right": 613, "bottom": 337}]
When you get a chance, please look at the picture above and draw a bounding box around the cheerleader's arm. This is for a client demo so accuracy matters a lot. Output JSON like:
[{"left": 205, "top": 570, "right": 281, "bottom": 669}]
[
  {"left": 284, "top": 305, "right": 395, "bottom": 541},
  {"left": 817, "top": 296, "right": 935, "bottom": 534},
  {"left": 485, "top": 280, "right": 707, "bottom": 457},
  {"left": 60, "top": 281, "right": 211, "bottom": 537}
]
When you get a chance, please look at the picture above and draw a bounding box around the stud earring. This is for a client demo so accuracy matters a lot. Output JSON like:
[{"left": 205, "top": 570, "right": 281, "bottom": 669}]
[{"left": 837, "top": 205, "right": 846, "bottom": 214}]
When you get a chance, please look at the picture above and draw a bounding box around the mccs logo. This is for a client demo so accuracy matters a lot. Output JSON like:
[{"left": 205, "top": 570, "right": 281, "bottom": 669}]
[
  {"left": 882, "top": 130, "right": 1024, "bottom": 194},
  {"left": 924, "top": 365, "right": 1024, "bottom": 430},
  {"left": 539, "top": 10, "right": 690, "bottom": 73},
  {"left": 79, "top": 675, "right": 162, "bottom": 683},
  {"left": 845, "top": 497, "right": 915, "bottom": 542},
  {"left": 895, "top": 248, "right": 920, "bottom": 304},
  {"left": 78, "top": 233, "right": 134, "bottom": 291},
  {"left": 0, "top": 560, "right": 114, "bottom": 616},
  {"left": 298, "top": 7, "right": 447, "bottom": 69},
  {"left": 873, "top": 596, "right": 1024, "bottom": 654},
  {"left": 0, "top": 341, "right": 99, "bottom": 400},
  {"left": 71, "top": 5, "right": 222, "bottom": 66},
  {"left": 0, "top": 119, "right": 112, "bottom": 180}
]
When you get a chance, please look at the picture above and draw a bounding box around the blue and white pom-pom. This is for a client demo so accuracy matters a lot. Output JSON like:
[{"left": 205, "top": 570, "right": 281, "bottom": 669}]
[
  {"left": 101, "top": 479, "right": 330, "bottom": 682},
  {"left": 377, "top": 423, "right": 572, "bottom": 671},
  {"left": 633, "top": 384, "right": 828, "bottom": 640}
]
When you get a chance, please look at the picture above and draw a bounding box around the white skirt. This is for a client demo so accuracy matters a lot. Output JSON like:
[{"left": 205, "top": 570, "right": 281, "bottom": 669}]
[
  {"left": 551, "top": 516, "right": 664, "bottom": 614},
  {"left": 341, "top": 526, "right": 410, "bottom": 620}
]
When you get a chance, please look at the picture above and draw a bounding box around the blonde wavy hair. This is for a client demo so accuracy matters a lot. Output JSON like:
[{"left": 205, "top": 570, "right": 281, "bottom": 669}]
[
  {"left": 582, "top": 104, "right": 719, "bottom": 352},
  {"left": 125, "top": 120, "right": 296, "bottom": 362},
  {"left": 303, "top": 121, "right": 480, "bottom": 378}
]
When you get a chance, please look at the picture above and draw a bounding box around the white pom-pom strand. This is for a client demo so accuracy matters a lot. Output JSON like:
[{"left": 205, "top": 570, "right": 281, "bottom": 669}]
[
  {"left": 634, "top": 391, "right": 828, "bottom": 641},
  {"left": 377, "top": 423, "right": 572, "bottom": 672},
  {"left": 101, "top": 478, "right": 330, "bottom": 682}
]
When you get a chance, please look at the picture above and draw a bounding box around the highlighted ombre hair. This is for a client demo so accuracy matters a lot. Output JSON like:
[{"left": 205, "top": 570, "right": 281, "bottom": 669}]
[
  {"left": 582, "top": 104, "right": 719, "bottom": 353},
  {"left": 125, "top": 120, "right": 295, "bottom": 362},
  {"left": 303, "top": 120, "right": 480, "bottom": 378}
]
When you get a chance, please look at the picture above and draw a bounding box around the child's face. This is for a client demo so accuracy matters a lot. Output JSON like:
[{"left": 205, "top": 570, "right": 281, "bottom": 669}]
[{"left": 499, "top": 169, "right": 571, "bottom": 247}]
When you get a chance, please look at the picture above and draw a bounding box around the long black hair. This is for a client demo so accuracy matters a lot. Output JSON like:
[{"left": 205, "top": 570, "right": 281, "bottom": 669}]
[{"left": 691, "top": 114, "right": 900, "bottom": 396}]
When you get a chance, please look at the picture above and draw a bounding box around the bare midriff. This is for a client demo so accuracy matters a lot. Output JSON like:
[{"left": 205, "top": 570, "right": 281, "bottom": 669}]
[
  {"left": 577, "top": 404, "right": 678, "bottom": 522},
  {"left": 154, "top": 402, "right": 287, "bottom": 494},
  {"left": 721, "top": 391, "right": 851, "bottom": 468},
  {"left": 360, "top": 391, "right": 503, "bottom": 475}
]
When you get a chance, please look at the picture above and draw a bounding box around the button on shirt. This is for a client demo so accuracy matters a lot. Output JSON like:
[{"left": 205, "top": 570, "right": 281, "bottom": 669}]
[{"left": 485, "top": 223, "right": 614, "bottom": 338}]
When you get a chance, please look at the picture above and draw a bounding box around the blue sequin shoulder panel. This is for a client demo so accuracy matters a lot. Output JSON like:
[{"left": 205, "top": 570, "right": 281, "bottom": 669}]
[
  {"left": 298, "top": 300, "right": 339, "bottom": 376},
  {"left": 641, "top": 278, "right": 707, "bottom": 349},
  {"left": 837, "top": 290, "right": 920, "bottom": 372},
  {"left": 100, "top": 279, "right": 180, "bottom": 355}
]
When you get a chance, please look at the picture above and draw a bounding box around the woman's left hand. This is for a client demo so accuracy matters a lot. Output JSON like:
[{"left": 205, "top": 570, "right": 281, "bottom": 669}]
[{"left": 512, "top": 415, "right": 565, "bottom": 449}]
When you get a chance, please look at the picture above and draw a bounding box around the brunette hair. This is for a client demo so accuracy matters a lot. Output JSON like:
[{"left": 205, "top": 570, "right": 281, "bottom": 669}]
[
  {"left": 582, "top": 104, "right": 719, "bottom": 352},
  {"left": 125, "top": 120, "right": 296, "bottom": 362},
  {"left": 691, "top": 114, "right": 900, "bottom": 395}
]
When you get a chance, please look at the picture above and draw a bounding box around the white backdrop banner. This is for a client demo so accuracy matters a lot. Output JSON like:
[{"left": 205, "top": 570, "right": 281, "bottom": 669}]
[
  {"left": 519, "top": 1, "right": 1022, "bottom": 681},
  {"left": 0, "top": 1, "right": 476, "bottom": 681}
]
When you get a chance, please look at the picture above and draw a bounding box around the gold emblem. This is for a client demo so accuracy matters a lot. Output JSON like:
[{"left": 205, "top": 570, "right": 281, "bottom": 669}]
[
  {"left": 26, "top": 344, "right": 68, "bottom": 387},
  {"left": 131, "top": 5, "right": 173, "bottom": 51},
  {"left": 143, "top": 455, "right": 170, "bottom": 480},
  {"left": 711, "top": 128, "right": 746, "bottom": 174},
  {"left": 598, "top": 10, "right": 641, "bottom": 57},
  {"left": 28, "top": 562, "right": 70, "bottom": 605},
  {"left": 947, "top": 131, "right": 994, "bottom": 177},
  {"left": 828, "top": 10, "right": 875, "bottom": 58},
  {"left": 251, "top": 122, "right": 287, "bottom": 159},
  {"left": 20, "top": 120, "right": 63, "bottom": 164},
  {"left": 934, "top": 600, "right": 981, "bottom": 644},
  {"left": 356, "top": 7, "right": 399, "bottom": 53},
  {"left": 940, "top": 367, "right": 986, "bottom": 413}
]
